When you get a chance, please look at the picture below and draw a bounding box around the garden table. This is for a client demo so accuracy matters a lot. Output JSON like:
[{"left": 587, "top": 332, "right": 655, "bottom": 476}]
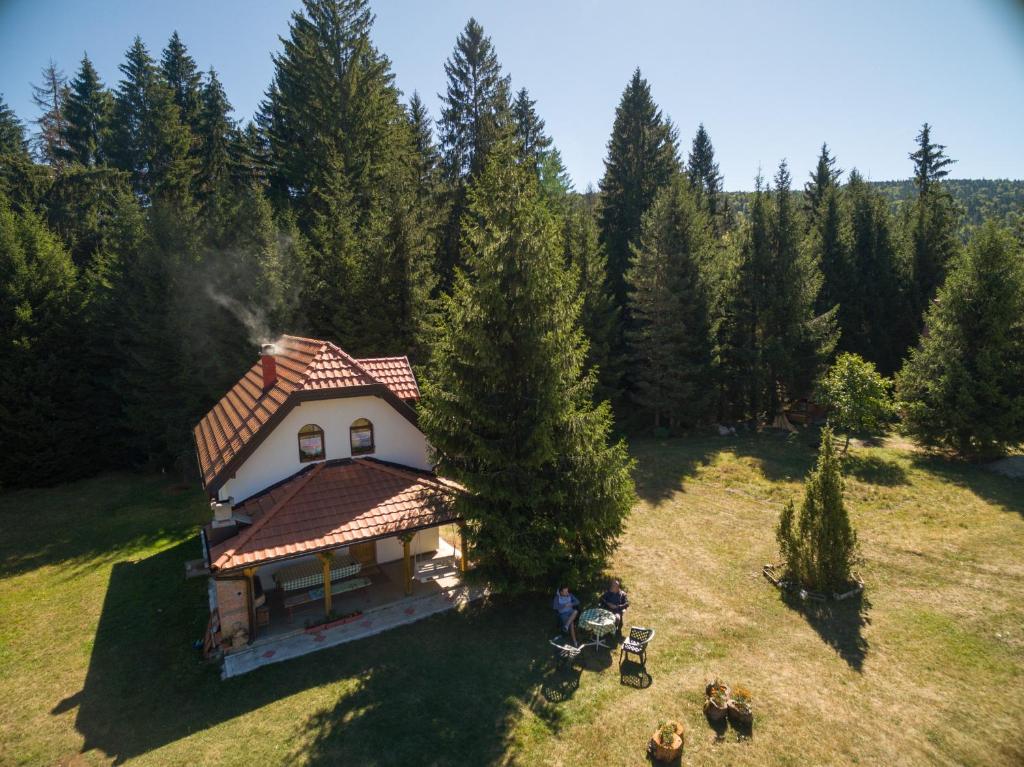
[{"left": 578, "top": 607, "right": 616, "bottom": 650}]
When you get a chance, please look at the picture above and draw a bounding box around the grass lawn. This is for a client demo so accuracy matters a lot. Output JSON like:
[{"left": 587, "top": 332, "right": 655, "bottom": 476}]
[{"left": 1, "top": 434, "right": 1022, "bottom": 766}]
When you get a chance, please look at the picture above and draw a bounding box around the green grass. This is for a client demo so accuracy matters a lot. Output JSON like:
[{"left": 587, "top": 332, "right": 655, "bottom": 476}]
[{"left": 1, "top": 435, "right": 1023, "bottom": 766}]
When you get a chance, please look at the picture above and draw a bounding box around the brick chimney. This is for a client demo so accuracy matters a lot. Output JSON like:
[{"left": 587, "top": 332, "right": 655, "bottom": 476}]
[{"left": 260, "top": 343, "right": 277, "bottom": 390}]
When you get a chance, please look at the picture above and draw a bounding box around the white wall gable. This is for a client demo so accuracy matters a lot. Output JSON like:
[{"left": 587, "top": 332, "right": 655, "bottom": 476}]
[{"left": 218, "top": 394, "right": 430, "bottom": 504}]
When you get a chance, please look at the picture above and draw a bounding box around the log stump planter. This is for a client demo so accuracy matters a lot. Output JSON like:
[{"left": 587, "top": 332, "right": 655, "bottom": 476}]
[
  {"left": 649, "top": 720, "right": 684, "bottom": 762},
  {"left": 727, "top": 685, "right": 753, "bottom": 726},
  {"left": 704, "top": 679, "right": 730, "bottom": 722}
]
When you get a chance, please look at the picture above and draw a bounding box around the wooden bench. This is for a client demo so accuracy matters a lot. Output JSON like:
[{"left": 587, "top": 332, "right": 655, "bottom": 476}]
[{"left": 283, "top": 577, "right": 372, "bottom": 620}]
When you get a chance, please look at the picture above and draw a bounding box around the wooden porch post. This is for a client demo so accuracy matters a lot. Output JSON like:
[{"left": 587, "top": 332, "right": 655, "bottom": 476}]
[
  {"left": 399, "top": 533, "right": 414, "bottom": 595},
  {"left": 243, "top": 567, "right": 258, "bottom": 642},
  {"left": 457, "top": 521, "right": 468, "bottom": 573},
  {"left": 317, "top": 552, "right": 333, "bottom": 616}
]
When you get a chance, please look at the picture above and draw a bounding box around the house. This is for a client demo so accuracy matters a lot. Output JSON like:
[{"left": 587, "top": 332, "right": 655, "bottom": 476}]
[{"left": 193, "top": 335, "right": 468, "bottom": 662}]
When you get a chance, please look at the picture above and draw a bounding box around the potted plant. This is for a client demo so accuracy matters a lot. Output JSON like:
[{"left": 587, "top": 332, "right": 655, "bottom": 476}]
[
  {"left": 650, "top": 719, "right": 683, "bottom": 762},
  {"left": 704, "top": 678, "right": 729, "bottom": 722},
  {"left": 728, "top": 685, "right": 753, "bottom": 725}
]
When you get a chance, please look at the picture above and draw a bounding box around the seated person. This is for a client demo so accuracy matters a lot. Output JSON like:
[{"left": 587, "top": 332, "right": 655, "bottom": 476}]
[
  {"left": 600, "top": 579, "right": 629, "bottom": 632},
  {"left": 552, "top": 585, "right": 580, "bottom": 645}
]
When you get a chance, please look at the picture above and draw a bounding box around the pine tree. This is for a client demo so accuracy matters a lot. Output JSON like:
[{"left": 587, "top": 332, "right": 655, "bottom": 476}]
[
  {"left": 803, "top": 171, "right": 849, "bottom": 319},
  {"left": 512, "top": 87, "right": 552, "bottom": 174},
  {"left": 407, "top": 91, "right": 441, "bottom": 205},
  {"left": 896, "top": 223, "right": 1024, "bottom": 459},
  {"left": 763, "top": 161, "right": 836, "bottom": 415},
  {"left": 626, "top": 175, "right": 715, "bottom": 429},
  {"left": 31, "top": 60, "right": 69, "bottom": 167},
  {"left": 776, "top": 427, "right": 857, "bottom": 591},
  {"left": 843, "top": 170, "right": 911, "bottom": 374},
  {"left": 0, "top": 97, "right": 44, "bottom": 209},
  {"left": 0, "top": 194, "right": 86, "bottom": 486},
  {"left": 904, "top": 123, "right": 959, "bottom": 317},
  {"left": 195, "top": 68, "right": 238, "bottom": 215},
  {"left": 419, "top": 145, "right": 635, "bottom": 591},
  {"left": 437, "top": 17, "right": 511, "bottom": 285},
  {"left": 563, "top": 195, "right": 620, "bottom": 404},
  {"left": 804, "top": 142, "right": 842, "bottom": 225},
  {"left": 60, "top": 54, "right": 112, "bottom": 167},
  {"left": 160, "top": 32, "right": 203, "bottom": 132},
  {"left": 686, "top": 123, "right": 723, "bottom": 221},
  {"left": 598, "top": 69, "right": 679, "bottom": 311},
  {"left": 107, "top": 37, "right": 195, "bottom": 202}
]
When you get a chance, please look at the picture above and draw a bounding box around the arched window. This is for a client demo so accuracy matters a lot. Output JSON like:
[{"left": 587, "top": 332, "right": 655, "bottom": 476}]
[
  {"left": 350, "top": 418, "right": 374, "bottom": 455},
  {"left": 297, "top": 424, "right": 325, "bottom": 462}
]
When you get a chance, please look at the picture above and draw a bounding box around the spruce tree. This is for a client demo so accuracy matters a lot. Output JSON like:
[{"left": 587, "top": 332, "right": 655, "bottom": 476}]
[
  {"left": 437, "top": 17, "right": 511, "bottom": 285},
  {"left": 160, "top": 32, "right": 203, "bottom": 132},
  {"left": 804, "top": 142, "right": 842, "bottom": 225},
  {"left": 420, "top": 145, "right": 635, "bottom": 591},
  {"left": 904, "top": 123, "right": 959, "bottom": 318},
  {"left": 0, "top": 97, "right": 29, "bottom": 157},
  {"left": 30, "top": 60, "right": 69, "bottom": 167},
  {"left": 598, "top": 69, "right": 679, "bottom": 311},
  {"left": 803, "top": 172, "right": 850, "bottom": 320},
  {"left": 686, "top": 123, "right": 723, "bottom": 221},
  {"left": 195, "top": 68, "right": 238, "bottom": 215},
  {"left": 0, "top": 194, "right": 86, "bottom": 486},
  {"left": 627, "top": 175, "right": 715, "bottom": 429},
  {"left": 776, "top": 427, "right": 857, "bottom": 591},
  {"left": 0, "top": 97, "right": 44, "bottom": 209},
  {"left": 107, "top": 37, "right": 194, "bottom": 202},
  {"left": 563, "top": 195, "right": 621, "bottom": 404},
  {"left": 60, "top": 54, "right": 112, "bottom": 167},
  {"left": 896, "top": 223, "right": 1024, "bottom": 459},
  {"left": 512, "top": 87, "right": 552, "bottom": 174},
  {"left": 408, "top": 91, "right": 441, "bottom": 205}
]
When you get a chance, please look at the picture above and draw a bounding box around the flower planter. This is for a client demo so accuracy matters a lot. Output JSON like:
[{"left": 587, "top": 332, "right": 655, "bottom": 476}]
[
  {"left": 727, "top": 700, "right": 753, "bottom": 726},
  {"left": 650, "top": 721, "right": 684, "bottom": 762},
  {"left": 704, "top": 681, "right": 730, "bottom": 722}
]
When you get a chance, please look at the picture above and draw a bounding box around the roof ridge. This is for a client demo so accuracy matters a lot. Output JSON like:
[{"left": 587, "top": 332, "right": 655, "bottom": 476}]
[{"left": 212, "top": 461, "right": 326, "bottom": 569}]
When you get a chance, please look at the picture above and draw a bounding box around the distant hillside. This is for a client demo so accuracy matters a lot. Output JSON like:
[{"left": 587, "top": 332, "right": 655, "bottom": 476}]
[{"left": 725, "top": 178, "right": 1024, "bottom": 236}]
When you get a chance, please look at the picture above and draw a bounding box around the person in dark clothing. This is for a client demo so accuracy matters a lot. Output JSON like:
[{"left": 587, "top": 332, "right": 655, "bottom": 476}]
[{"left": 600, "top": 579, "right": 629, "bottom": 633}]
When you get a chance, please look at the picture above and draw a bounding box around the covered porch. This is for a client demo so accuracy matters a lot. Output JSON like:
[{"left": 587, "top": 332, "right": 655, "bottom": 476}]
[{"left": 204, "top": 458, "right": 471, "bottom": 667}]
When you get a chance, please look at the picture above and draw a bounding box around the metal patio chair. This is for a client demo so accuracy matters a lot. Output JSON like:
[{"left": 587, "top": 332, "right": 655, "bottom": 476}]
[{"left": 618, "top": 626, "right": 655, "bottom": 671}]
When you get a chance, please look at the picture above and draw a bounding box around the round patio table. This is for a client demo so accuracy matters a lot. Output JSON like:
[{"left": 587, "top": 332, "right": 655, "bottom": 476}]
[{"left": 578, "top": 607, "right": 616, "bottom": 650}]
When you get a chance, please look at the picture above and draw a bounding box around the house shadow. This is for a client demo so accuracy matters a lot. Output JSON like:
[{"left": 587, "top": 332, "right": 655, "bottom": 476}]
[
  {"left": 841, "top": 453, "right": 909, "bottom": 486},
  {"left": 910, "top": 453, "right": 1024, "bottom": 518},
  {"left": 780, "top": 589, "right": 871, "bottom": 672},
  {"left": 55, "top": 539, "right": 564, "bottom": 766}
]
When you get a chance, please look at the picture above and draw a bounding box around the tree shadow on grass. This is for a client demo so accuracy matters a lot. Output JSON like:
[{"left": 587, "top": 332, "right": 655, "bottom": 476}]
[
  {"left": 725, "top": 432, "right": 818, "bottom": 483},
  {"left": 780, "top": 590, "right": 871, "bottom": 672},
  {"left": 910, "top": 453, "right": 1024, "bottom": 518},
  {"left": 55, "top": 539, "right": 566, "bottom": 766},
  {"left": 629, "top": 436, "right": 727, "bottom": 504},
  {"left": 841, "top": 453, "right": 909, "bottom": 486}
]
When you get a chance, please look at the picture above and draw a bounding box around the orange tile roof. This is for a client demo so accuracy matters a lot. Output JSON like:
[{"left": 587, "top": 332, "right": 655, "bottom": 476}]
[
  {"left": 208, "top": 459, "right": 459, "bottom": 572},
  {"left": 355, "top": 357, "right": 421, "bottom": 400},
  {"left": 193, "top": 335, "right": 420, "bottom": 494}
]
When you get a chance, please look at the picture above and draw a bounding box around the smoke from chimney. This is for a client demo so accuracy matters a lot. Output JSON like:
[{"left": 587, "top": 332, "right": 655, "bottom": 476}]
[{"left": 261, "top": 344, "right": 278, "bottom": 390}]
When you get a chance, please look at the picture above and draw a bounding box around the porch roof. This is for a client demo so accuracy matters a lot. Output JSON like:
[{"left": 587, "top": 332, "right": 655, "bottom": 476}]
[{"left": 209, "top": 459, "right": 460, "bottom": 573}]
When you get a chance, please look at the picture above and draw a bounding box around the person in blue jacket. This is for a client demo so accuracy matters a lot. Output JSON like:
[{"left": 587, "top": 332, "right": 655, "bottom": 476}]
[{"left": 553, "top": 585, "right": 580, "bottom": 645}]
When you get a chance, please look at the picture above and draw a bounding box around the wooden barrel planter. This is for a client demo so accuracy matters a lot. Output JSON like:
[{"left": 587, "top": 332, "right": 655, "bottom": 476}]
[{"left": 650, "top": 721, "right": 684, "bottom": 762}]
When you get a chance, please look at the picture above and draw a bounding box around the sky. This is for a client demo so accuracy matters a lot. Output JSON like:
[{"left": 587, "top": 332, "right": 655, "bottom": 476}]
[{"left": 2, "top": 0, "right": 1023, "bottom": 190}]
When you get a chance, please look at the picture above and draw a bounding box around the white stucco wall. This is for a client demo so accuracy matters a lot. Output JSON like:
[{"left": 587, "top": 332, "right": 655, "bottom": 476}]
[{"left": 218, "top": 395, "right": 430, "bottom": 504}]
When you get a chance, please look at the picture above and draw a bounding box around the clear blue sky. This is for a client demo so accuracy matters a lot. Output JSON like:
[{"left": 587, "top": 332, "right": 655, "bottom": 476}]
[{"left": 2, "top": 0, "right": 1023, "bottom": 190}]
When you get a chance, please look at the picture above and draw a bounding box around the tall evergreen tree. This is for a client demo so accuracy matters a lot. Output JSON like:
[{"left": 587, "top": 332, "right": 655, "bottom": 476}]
[
  {"left": 0, "top": 96, "right": 45, "bottom": 209},
  {"left": 804, "top": 173, "right": 850, "bottom": 319},
  {"left": 420, "top": 146, "right": 635, "bottom": 591},
  {"left": 512, "top": 87, "right": 552, "bottom": 174},
  {"left": 107, "top": 37, "right": 195, "bottom": 202},
  {"left": 160, "top": 32, "right": 203, "bottom": 132},
  {"left": 627, "top": 175, "right": 715, "bottom": 429},
  {"left": 0, "top": 195, "right": 85, "bottom": 486},
  {"left": 686, "top": 123, "right": 723, "bottom": 221},
  {"left": 195, "top": 68, "right": 238, "bottom": 215},
  {"left": 407, "top": 91, "right": 441, "bottom": 204},
  {"left": 896, "top": 223, "right": 1024, "bottom": 459},
  {"left": 598, "top": 69, "right": 679, "bottom": 311},
  {"left": 563, "top": 195, "right": 620, "bottom": 404},
  {"left": 60, "top": 54, "right": 112, "bottom": 167},
  {"left": 30, "top": 60, "right": 69, "bottom": 167},
  {"left": 0, "top": 96, "right": 29, "bottom": 157},
  {"left": 437, "top": 17, "right": 511, "bottom": 284},
  {"left": 804, "top": 142, "right": 842, "bottom": 224},
  {"left": 904, "top": 123, "right": 959, "bottom": 317}
]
